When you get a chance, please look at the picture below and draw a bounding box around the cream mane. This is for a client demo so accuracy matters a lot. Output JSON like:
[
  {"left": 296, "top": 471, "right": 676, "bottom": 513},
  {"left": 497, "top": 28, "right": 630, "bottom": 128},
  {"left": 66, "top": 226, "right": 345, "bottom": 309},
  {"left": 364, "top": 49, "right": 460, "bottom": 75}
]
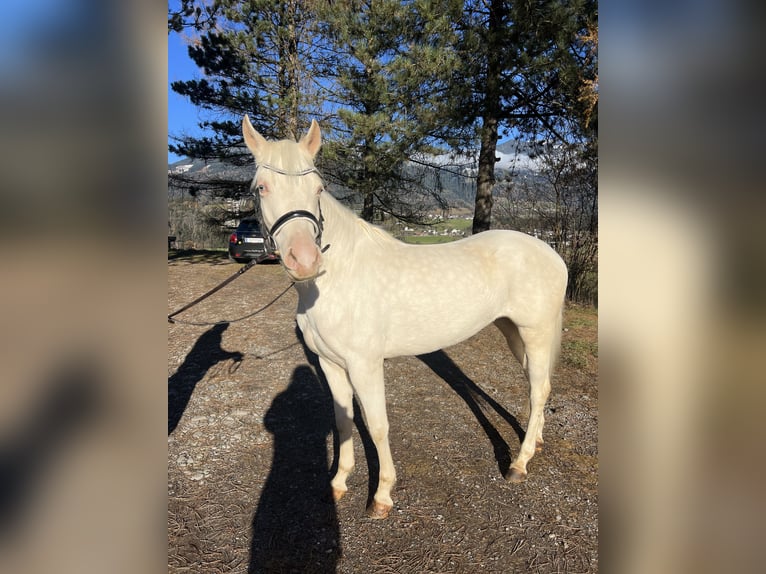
[{"left": 318, "top": 189, "right": 402, "bottom": 250}]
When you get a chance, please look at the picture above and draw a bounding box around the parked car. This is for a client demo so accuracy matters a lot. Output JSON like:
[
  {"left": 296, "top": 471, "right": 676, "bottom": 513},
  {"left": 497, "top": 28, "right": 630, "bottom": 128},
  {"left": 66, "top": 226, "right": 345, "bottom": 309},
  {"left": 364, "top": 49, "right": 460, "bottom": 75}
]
[{"left": 228, "top": 217, "right": 277, "bottom": 263}]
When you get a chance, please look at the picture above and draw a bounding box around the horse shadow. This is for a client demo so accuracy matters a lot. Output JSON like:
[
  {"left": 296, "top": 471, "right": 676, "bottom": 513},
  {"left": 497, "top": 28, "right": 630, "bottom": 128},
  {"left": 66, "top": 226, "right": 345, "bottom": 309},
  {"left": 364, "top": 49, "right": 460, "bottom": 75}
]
[
  {"left": 248, "top": 364, "right": 340, "bottom": 573},
  {"left": 168, "top": 322, "right": 243, "bottom": 435},
  {"left": 417, "top": 350, "right": 526, "bottom": 478}
]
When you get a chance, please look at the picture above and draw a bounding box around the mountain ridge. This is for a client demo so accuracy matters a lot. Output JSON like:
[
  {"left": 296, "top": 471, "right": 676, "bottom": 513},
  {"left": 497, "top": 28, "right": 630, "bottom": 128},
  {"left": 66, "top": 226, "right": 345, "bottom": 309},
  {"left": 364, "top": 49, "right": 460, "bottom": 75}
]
[{"left": 168, "top": 140, "right": 551, "bottom": 208}]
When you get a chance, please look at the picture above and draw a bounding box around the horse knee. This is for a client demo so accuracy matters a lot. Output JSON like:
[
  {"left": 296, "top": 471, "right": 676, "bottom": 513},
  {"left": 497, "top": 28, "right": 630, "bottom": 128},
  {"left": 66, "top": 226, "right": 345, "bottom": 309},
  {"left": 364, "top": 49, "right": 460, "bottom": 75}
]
[
  {"left": 368, "top": 421, "right": 389, "bottom": 443},
  {"left": 530, "top": 379, "right": 551, "bottom": 405}
]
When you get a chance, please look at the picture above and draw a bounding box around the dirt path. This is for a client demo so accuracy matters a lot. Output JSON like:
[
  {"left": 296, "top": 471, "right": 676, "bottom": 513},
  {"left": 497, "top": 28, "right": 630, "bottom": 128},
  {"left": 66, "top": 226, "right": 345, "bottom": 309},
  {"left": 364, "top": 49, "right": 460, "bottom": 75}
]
[{"left": 168, "top": 253, "right": 598, "bottom": 573}]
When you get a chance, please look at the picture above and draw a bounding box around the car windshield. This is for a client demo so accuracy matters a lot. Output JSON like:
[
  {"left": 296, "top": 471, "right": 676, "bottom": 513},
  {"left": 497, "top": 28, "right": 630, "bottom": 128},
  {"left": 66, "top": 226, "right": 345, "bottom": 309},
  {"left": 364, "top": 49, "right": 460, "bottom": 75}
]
[{"left": 237, "top": 219, "right": 261, "bottom": 233}]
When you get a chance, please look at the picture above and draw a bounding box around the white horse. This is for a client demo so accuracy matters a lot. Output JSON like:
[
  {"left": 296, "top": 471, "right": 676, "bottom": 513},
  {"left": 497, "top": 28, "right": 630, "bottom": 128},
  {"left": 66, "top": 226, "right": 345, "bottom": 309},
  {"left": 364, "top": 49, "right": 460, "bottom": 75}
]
[{"left": 243, "top": 116, "right": 568, "bottom": 519}]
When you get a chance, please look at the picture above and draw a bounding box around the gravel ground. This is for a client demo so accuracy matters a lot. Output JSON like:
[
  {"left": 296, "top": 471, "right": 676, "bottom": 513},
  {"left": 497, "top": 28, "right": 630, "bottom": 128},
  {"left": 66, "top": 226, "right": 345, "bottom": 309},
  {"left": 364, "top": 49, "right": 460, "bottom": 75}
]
[{"left": 168, "top": 251, "right": 598, "bottom": 573}]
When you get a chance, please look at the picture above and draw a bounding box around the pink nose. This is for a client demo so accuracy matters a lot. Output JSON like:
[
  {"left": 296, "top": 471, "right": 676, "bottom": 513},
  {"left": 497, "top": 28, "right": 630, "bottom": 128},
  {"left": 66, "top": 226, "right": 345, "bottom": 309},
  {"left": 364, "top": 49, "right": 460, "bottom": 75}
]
[{"left": 282, "top": 234, "right": 321, "bottom": 279}]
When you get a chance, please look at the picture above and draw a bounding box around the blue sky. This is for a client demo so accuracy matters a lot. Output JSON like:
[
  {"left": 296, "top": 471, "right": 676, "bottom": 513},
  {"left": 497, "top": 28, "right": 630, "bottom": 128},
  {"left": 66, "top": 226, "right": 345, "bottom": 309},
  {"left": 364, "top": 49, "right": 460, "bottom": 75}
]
[{"left": 168, "top": 27, "right": 205, "bottom": 164}]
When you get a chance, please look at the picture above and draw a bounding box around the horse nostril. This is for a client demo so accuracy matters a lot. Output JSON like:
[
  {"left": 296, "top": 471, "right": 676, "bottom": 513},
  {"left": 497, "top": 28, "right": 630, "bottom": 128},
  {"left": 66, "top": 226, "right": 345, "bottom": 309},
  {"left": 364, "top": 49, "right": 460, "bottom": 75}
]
[
  {"left": 283, "top": 238, "right": 320, "bottom": 277},
  {"left": 285, "top": 248, "right": 299, "bottom": 270}
]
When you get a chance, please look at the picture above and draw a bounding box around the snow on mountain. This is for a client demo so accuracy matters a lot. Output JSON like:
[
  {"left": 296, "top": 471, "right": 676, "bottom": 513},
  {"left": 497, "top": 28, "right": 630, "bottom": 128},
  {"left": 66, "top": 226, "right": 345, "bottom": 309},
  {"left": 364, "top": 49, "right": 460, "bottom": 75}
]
[{"left": 420, "top": 140, "right": 548, "bottom": 175}]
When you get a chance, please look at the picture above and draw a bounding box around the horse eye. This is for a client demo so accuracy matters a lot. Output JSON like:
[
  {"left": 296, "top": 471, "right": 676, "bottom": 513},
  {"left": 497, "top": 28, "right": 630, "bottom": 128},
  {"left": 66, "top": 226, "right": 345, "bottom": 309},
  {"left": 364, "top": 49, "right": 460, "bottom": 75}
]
[
  {"left": 316, "top": 186, "right": 323, "bottom": 195},
  {"left": 255, "top": 183, "right": 267, "bottom": 195}
]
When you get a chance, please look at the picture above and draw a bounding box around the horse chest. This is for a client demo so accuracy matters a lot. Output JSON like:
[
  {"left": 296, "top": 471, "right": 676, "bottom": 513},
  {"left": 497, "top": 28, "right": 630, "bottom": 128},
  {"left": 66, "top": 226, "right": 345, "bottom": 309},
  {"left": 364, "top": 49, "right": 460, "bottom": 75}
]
[
  {"left": 296, "top": 309, "right": 349, "bottom": 367},
  {"left": 296, "top": 287, "right": 383, "bottom": 367}
]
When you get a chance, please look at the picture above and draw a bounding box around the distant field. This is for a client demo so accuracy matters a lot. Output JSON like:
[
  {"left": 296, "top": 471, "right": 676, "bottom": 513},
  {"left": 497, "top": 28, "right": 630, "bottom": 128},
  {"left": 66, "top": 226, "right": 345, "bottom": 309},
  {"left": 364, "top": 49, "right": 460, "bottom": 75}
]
[{"left": 392, "top": 216, "right": 473, "bottom": 245}]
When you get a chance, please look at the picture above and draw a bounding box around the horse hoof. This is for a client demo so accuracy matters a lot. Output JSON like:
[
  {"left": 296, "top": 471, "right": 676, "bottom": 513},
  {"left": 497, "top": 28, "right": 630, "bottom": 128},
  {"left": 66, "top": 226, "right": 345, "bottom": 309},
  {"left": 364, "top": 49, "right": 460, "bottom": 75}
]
[
  {"left": 332, "top": 488, "right": 347, "bottom": 502},
  {"left": 505, "top": 467, "right": 527, "bottom": 483},
  {"left": 366, "top": 501, "right": 392, "bottom": 520}
]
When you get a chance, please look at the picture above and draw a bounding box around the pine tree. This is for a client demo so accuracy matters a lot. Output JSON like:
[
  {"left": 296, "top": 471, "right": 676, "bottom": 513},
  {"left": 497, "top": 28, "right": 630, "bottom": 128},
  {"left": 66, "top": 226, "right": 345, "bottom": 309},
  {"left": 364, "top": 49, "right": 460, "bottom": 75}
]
[
  {"left": 169, "top": 0, "right": 464, "bottom": 224},
  {"left": 313, "top": 0, "right": 463, "bottom": 222},
  {"left": 168, "top": 1, "right": 597, "bottom": 237},
  {"left": 168, "top": 0, "right": 327, "bottom": 231},
  {"left": 169, "top": 0, "right": 322, "bottom": 156},
  {"left": 447, "top": 0, "right": 597, "bottom": 234}
]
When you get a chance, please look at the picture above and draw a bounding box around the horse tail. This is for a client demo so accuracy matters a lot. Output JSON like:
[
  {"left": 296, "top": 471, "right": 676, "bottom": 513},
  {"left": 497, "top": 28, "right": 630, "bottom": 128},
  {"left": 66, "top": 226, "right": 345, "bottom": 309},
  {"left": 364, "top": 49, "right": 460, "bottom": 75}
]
[{"left": 549, "top": 301, "right": 564, "bottom": 374}]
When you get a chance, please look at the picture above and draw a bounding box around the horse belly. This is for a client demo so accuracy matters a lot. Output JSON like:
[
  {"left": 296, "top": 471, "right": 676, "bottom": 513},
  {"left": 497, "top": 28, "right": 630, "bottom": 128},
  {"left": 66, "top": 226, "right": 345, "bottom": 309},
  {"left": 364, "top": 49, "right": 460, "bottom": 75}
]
[
  {"left": 390, "top": 300, "right": 498, "bottom": 355},
  {"left": 381, "top": 272, "right": 500, "bottom": 357}
]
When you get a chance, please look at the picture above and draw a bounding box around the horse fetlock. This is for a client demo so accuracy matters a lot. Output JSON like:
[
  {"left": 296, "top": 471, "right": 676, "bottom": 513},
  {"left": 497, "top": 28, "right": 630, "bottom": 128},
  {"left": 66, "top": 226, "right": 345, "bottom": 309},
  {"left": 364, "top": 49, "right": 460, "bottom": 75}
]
[
  {"left": 331, "top": 487, "right": 348, "bottom": 502},
  {"left": 505, "top": 466, "right": 528, "bottom": 483},
  {"left": 331, "top": 472, "right": 351, "bottom": 501},
  {"left": 367, "top": 498, "right": 393, "bottom": 520}
]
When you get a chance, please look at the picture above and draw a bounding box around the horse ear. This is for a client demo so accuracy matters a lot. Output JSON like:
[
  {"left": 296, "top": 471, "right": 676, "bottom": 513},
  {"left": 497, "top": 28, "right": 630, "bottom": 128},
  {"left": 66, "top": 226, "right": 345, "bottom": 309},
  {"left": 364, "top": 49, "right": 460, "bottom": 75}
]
[
  {"left": 299, "top": 119, "right": 322, "bottom": 158},
  {"left": 242, "top": 115, "right": 267, "bottom": 158}
]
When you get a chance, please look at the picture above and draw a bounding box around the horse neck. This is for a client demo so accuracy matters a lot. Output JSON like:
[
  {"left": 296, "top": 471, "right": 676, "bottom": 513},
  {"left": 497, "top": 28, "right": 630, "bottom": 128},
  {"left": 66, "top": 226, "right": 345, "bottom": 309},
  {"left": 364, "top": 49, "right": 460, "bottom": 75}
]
[
  {"left": 319, "top": 192, "right": 396, "bottom": 261},
  {"left": 319, "top": 192, "right": 358, "bottom": 251}
]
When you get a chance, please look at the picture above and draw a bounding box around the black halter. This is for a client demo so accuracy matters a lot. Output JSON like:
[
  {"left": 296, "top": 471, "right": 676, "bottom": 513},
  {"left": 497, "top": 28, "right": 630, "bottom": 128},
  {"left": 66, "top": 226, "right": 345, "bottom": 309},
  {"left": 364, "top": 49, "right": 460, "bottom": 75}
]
[{"left": 256, "top": 164, "right": 330, "bottom": 254}]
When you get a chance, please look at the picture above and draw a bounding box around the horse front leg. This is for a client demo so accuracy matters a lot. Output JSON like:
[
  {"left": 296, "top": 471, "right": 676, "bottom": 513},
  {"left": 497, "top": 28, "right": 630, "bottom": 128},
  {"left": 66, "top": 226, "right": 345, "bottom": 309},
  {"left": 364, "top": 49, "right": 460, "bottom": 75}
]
[
  {"left": 347, "top": 359, "right": 396, "bottom": 519},
  {"left": 318, "top": 357, "right": 355, "bottom": 502}
]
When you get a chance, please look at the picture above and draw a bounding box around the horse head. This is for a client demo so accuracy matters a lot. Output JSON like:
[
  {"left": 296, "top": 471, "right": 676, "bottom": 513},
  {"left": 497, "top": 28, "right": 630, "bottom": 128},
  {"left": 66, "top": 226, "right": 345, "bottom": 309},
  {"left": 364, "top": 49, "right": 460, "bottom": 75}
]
[{"left": 243, "top": 115, "right": 325, "bottom": 281}]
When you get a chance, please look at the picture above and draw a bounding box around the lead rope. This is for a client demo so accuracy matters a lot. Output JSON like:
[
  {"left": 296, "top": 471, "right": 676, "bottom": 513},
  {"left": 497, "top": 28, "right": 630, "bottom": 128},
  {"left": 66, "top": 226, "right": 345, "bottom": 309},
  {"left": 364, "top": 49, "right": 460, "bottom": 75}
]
[
  {"left": 167, "top": 162, "right": 327, "bottom": 325},
  {"left": 167, "top": 253, "right": 294, "bottom": 326}
]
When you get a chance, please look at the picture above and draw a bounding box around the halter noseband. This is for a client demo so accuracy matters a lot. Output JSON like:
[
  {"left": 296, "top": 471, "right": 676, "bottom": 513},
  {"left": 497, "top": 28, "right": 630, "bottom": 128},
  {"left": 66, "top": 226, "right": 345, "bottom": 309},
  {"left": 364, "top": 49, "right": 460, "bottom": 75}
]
[{"left": 256, "top": 163, "right": 330, "bottom": 254}]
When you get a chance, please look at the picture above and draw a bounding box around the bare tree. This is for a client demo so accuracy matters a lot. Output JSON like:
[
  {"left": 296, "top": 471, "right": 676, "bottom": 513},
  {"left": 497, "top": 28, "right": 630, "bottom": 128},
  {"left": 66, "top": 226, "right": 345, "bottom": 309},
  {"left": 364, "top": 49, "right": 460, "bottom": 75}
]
[{"left": 495, "top": 139, "right": 597, "bottom": 304}]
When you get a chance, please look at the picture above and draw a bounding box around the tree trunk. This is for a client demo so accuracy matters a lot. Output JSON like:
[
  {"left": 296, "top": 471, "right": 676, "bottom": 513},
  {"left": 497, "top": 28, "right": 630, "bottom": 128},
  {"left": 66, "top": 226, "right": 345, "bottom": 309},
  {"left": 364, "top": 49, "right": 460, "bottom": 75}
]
[
  {"left": 473, "top": 118, "right": 498, "bottom": 233},
  {"left": 471, "top": 0, "right": 504, "bottom": 235},
  {"left": 360, "top": 137, "right": 375, "bottom": 222},
  {"left": 277, "top": 0, "right": 301, "bottom": 138},
  {"left": 361, "top": 192, "right": 374, "bottom": 222}
]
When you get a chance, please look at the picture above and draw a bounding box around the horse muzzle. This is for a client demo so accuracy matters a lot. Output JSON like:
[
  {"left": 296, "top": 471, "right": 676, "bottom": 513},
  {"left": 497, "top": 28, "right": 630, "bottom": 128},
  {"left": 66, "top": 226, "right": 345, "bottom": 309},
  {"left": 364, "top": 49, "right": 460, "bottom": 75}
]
[
  {"left": 280, "top": 231, "right": 323, "bottom": 281},
  {"left": 266, "top": 207, "right": 328, "bottom": 281}
]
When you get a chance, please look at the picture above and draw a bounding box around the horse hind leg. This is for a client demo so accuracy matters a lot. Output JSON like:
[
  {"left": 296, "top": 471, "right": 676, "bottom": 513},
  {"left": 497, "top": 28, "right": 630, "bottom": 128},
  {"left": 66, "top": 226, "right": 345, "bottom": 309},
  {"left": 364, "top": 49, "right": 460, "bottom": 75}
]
[
  {"left": 505, "top": 319, "right": 560, "bottom": 483},
  {"left": 505, "top": 345, "right": 551, "bottom": 482},
  {"left": 494, "top": 317, "right": 535, "bottom": 434},
  {"left": 494, "top": 317, "right": 527, "bottom": 370}
]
